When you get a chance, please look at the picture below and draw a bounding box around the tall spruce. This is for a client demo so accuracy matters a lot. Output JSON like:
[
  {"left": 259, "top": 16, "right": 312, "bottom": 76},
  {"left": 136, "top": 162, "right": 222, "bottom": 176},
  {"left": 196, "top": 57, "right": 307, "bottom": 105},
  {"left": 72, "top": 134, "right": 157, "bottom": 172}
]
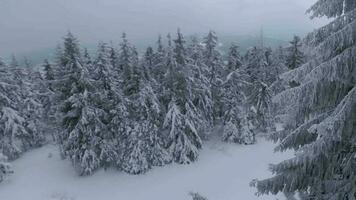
[
  {"left": 0, "top": 58, "right": 27, "bottom": 160},
  {"left": 162, "top": 32, "right": 202, "bottom": 164},
  {"left": 202, "top": 31, "right": 224, "bottom": 123},
  {"left": 253, "top": 0, "right": 356, "bottom": 199},
  {"left": 55, "top": 33, "right": 107, "bottom": 175}
]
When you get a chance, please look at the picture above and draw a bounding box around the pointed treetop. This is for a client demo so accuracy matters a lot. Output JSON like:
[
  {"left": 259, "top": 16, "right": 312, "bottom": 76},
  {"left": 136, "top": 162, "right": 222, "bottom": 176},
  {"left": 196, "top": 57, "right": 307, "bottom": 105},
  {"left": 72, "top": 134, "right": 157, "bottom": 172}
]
[
  {"left": 157, "top": 35, "right": 164, "bottom": 52},
  {"left": 167, "top": 33, "right": 172, "bottom": 47}
]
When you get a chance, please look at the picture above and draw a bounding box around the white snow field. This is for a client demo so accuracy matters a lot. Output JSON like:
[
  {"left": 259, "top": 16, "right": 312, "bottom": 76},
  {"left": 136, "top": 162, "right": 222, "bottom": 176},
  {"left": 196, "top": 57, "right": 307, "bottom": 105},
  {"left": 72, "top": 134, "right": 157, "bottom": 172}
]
[{"left": 0, "top": 138, "right": 292, "bottom": 200}]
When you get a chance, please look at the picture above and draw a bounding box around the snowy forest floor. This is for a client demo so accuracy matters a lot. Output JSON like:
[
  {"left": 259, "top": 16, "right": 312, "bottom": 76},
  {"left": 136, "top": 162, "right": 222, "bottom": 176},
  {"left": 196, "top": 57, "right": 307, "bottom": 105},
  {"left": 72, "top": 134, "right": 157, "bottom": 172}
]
[{"left": 0, "top": 137, "right": 292, "bottom": 200}]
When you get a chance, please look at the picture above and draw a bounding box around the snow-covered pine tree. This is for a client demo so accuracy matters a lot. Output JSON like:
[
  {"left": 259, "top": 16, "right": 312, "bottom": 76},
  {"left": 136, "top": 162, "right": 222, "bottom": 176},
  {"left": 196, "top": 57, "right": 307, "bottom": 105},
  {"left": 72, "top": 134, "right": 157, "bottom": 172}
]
[
  {"left": 118, "top": 40, "right": 167, "bottom": 174},
  {"left": 83, "top": 48, "right": 94, "bottom": 77},
  {"left": 91, "top": 42, "right": 121, "bottom": 169},
  {"left": 22, "top": 67, "right": 47, "bottom": 148},
  {"left": 244, "top": 47, "right": 268, "bottom": 83},
  {"left": 226, "top": 43, "right": 242, "bottom": 73},
  {"left": 40, "top": 59, "right": 58, "bottom": 143},
  {"left": 267, "top": 48, "right": 290, "bottom": 101},
  {"left": 144, "top": 46, "right": 155, "bottom": 74},
  {"left": 285, "top": 36, "right": 304, "bottom": 70},
  {"left": 221, "top": 66, "right": 255, "bottom": 144},
  {"left": 187, "top": 36, "right": 214, "bottom": 137},
  {"left": 3, "top": 55, "right": 46, "bottom": 156},
  {"left": 55, "top": 33, "right": 106, "bottom": 176},
  {"left": 43, "top": 59, "right": 55, "bottom": 90},
  {"left": 108, "top": 43, "right": 119, "bottom": 72},
  {"left": 162, "top": 32, "right": 202, "bottom": 164},
  {"left": 253, "top": 0, "right": 356, "bottom": 199},
  {"left": 0, "top": 153, "right": 12, "bottom": 183},
  {"left": 202, "top": 31, "right": 224, "bottom": 123},
  {"left": 0, "top": 58, "right": 27, "bottom": 160},
  {"left": 63, "top": 63, "right": 106, "bottom": 176},
  {"left": 119, "top": 33, "right": 133, "bottom": 90},
  {"left": 151, "top": 35, "right": 166, "bottom": 84},
  {"left": 248, "top": 80, "right": 272, "bottom": 133},
  {"left": 187, "top": 36, "right": 204, "bottom": 65},
  {"left": 174, "top": 29, "right": 187, "bottom": 66}
]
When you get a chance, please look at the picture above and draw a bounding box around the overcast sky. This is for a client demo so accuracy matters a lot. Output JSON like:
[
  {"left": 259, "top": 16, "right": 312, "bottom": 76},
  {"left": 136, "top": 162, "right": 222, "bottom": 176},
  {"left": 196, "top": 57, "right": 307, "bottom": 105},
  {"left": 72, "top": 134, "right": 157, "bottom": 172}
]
[{"left": 0, "top": 0, "right": 328, "bottom": 57}]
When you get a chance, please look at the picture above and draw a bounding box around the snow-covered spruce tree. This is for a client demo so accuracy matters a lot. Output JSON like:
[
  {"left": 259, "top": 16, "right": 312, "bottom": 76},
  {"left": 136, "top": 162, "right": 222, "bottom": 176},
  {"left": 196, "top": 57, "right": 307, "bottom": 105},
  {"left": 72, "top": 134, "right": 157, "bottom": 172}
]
[
  {"left": 0, "top": 58, "right": 27, "bottom": 160},
  {"left": 253, "top": 1, "right": 356, "bottom": 199},
  {"left": 0, "top": 153, "right": 12, "bottom": 183},
  {"left": 221, "top": 67, "right": 255, "bottom": 144},
  {"left": 268, "top": 46, "right": 290, "bottom": 97},
  {"left": 117, "top": 39, "right": 168, "bottom": 174},
  {"left": 244, "top": 47, "right": 270, "bottom": 84},
  {"left": 1, "top": 55, "right": 45, "bottom": 157},
  {"left": 90, "top": 42, "right": 122, "bottom": 170},
  {"left": 162, "top": 32, "right": 202, "bottom": 164},
  {"left": 144, "top": 46, "right": 155, "bottom": 74},
  {"left": 151, "top": 35, "right": 166, "bottom": 85},
  {"left": 187, "top": 35, "right": 214, "bottom": 137},
  {"left": 22, "top": 67, "right": 47, "bottom": 148},
  {"left": 248, "top": 80, "right": 272, "bottom": 133},
  {"left": 174, "top": 29, "right": 187, "bottom": 66},
  {"left": 83, "top": 48, "right": 94, "bottom": 77},
  {"left": 226, "top": 43, "right": 242, "bottom": 73},
  {"left": 118, "top": 33, "right": 133, "bottom": 89},
  {"left": 55, "top": 33, "right": 107, "bottom": 176},
  {"left": 108, "top": 43, "right": 119, "bottom": 72},
  {"left": 43, "top": 59, "right": 55, "bottom": 90},
  {"left": 202, "top": 31, "right": 224, "bottom": 123},
  {"left": 285, "top": 36, "right": 304, "bottom": 70},
  {"left": 42, "top": 59, "right": 59, "bottom": 142}
]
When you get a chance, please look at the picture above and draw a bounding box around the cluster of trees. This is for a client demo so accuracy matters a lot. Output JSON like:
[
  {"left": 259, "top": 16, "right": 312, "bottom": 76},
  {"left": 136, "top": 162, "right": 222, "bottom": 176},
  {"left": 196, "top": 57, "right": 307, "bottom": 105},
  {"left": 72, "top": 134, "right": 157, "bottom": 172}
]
[
  {"left": 252, "top": 0, "right": 356, "bottom": 199},
  {"left": 0, "top": 28, "right": 301, "bottom": 177},
  {"left": 47, "top": 30, "right": 286, "bottom": 175},
  {"left": 0, "top": 55, "right": 48, "bottom": 181}
]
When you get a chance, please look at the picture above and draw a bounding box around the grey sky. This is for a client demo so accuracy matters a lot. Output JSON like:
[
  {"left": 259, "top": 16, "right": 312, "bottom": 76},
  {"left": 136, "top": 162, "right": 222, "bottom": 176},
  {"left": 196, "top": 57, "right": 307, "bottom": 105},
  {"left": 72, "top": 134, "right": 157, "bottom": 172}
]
[{"left": 0, "top": 0, "right": 327, "bottom": 57}]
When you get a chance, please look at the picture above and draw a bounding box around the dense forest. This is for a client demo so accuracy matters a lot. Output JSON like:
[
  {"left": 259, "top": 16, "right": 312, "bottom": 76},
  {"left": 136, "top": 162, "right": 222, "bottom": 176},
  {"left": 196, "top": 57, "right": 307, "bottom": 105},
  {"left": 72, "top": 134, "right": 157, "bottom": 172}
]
[
  {"left": 1, "top": 29, "right": 286, "bottom": 175},
  {"left": 0, "top": 0, "right": 355, "bottom": 199}
]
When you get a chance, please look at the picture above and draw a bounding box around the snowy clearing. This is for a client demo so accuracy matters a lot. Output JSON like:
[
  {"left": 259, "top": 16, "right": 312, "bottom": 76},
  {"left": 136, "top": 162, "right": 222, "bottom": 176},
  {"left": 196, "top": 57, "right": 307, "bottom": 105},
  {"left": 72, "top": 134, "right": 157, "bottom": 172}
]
[{"left": 0, "top": 138, "right": 292, "bottom": 200}]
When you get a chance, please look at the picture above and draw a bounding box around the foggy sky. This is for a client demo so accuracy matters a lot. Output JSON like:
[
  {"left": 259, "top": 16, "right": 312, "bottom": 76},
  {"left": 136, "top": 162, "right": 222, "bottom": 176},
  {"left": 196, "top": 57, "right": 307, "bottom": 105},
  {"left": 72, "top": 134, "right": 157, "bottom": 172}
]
[{"left": 0, "top": 0, "right": 327, "bottom": 57}]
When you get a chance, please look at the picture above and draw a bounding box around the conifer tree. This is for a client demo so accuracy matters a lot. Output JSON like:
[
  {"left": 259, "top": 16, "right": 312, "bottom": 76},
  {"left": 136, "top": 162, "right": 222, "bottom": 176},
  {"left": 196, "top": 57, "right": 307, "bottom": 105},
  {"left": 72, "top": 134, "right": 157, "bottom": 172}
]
[
  {"left": 162, "top": 32, "right": 203, "bottom": 164},
  {"left": 0, "top": 58, "right": 26, "bottom": 160},
  {"left": 253, "top": 1, "right": 356, "bottom": 199},
  {"left": 187, "top": 36, "right": 214, "bottom": 136},
  {"left": 227, "top": 43, "right": 242, "bottom": 73},
  {"left": 202, "top": 31, "right": 224, "bottom": 122},
  {"left": 285, "top": 36, "right": 304, "bottom": 70},
  {"left": 3, "top": 55, "right": 46, "bottom": 156},
  {"left": 23, "top": 68, "right": 46, "bottom": 148},
  {"left": 92, "top": 42, "right": 121, "bottom": 169},
  {"left": 151, "top": 35, "right": 166, "bottom": 84},
  {"left": 248, "top": 80, "right": 272, "bottom": 133},
  {"left": 221, "top": 67, "right": 255, "bottom": 144},
  {"left": 55, "top": 33, "right": 107, "bottom": 175},
  {"left": 83, "top": 48, "right": 94, "bottom": 76}
]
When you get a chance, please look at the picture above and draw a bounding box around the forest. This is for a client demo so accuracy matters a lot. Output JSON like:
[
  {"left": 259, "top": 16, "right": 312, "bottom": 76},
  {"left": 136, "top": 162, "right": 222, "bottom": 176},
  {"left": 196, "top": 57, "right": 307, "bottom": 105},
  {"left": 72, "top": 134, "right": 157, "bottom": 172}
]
[{"left": 0, "top": 0, "right": 355, "bottom": 199}]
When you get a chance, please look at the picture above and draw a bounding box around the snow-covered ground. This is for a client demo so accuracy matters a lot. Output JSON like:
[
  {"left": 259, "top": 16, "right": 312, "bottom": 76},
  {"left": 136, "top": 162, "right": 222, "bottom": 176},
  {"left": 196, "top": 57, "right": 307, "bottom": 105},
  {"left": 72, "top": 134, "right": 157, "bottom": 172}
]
[{"left": 0, "top": 138, "right": 292, "bottom": 200}]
